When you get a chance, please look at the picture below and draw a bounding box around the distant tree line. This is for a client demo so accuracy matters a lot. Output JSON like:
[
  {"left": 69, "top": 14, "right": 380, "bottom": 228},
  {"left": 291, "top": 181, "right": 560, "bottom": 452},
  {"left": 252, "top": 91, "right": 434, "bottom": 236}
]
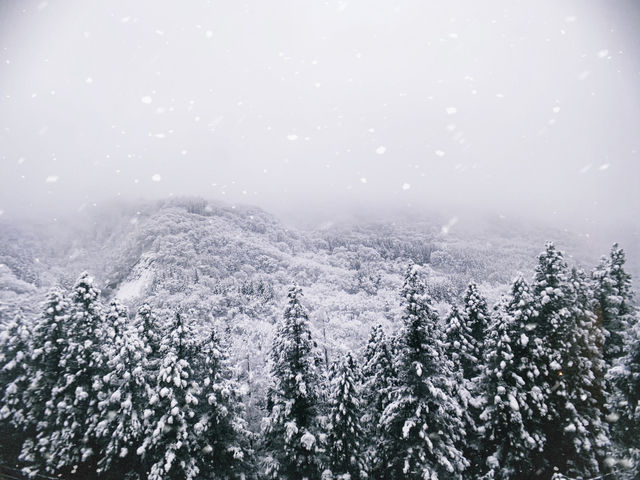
[{"left": 0, "top": 242, "right": 638, "bottom": 479}]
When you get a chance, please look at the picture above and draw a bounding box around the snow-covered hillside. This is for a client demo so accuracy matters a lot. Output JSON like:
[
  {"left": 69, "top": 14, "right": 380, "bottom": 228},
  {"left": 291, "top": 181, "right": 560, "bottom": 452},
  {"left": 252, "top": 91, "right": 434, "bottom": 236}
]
[
  {"left": 1, "top": 198, "right": 639, "bottom": 479},
  {"left": 1, "top": 197, "right": 633, "bottom": 340}
]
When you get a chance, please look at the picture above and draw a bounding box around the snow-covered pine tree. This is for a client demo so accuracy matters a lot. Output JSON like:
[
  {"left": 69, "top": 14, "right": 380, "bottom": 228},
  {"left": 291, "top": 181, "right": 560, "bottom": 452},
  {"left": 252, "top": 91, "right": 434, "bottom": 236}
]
[
  {"left": 562, "top": 268, "right": 610, "bottom": 475},
  {"left": 0, "top": 314, "right": 31, "bottom": 465},
  {"left": 608, "top": 314, "right": 640, "bottom": 477},
  {"left": 593, "top": 243, "right": 635, "bottom": 365},
  {"left": 262, "top": 284, "right": 324, "bottom": 480},
  {"left": 22, "top": 273, "right": 107, "bottom": 478},
  {"left": 360, "top": 324, "right": 395, "bottom": 477},
  {"left": 326, "top": 352, "right": 365, "bottom": 480},
  {"left": 197, "top": 327, "right": 253, "bottom": 479},
  {"left": 133, "top": 302, "right": 164, "bottom": 466},
  {"left": 531, "top": 243, "right": 608, "bottom": 478},
  {"left": 379, "top": 264, "right": 467, "bottom": 479},
  {"left": 20, "top": 288, "right": 70, "bottom": 427},
  {"left": 531, "top": 243, "right": 576, "bottom": 477},
  {"left": 451, "top": 282, "right": 490, "bottom": 475},
  {"left": 104, "top": 299, "right": 129, "bottom": 339},
  {"left": 13, "top": 288, "right": 70, "bottom": 472},
  {"left": 93, "top": 300, "right": 150, "bottom": 480},
  {"left": 139, "top": 312, "right": 204, "bottom": 480},
  {"left": 444, "top": 305, "right": 475, "bottom": 378},
  {"left": 593, "top": 244, "right": 637, "bottom": 468},
  {"left": 442, "top": 303, "right": 477, "bottom": 476},
  {"left": 136, "top": 302, "right": 164, "bottom": 365},
  {"left": 461, "top": 283, "right": 490, "bottom": 380},
  {"left": 478, "top": 276, "right": 546, "bottom": 479}
]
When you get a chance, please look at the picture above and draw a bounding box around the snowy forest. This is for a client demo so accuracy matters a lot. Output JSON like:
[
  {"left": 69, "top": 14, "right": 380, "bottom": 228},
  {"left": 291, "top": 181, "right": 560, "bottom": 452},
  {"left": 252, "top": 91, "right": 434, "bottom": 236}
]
[
  {"left": 1, "top": 236, "right": 638, "bottom": 480},
  {"left": 1, "top": 0, "right": 640, "bottom": 479}
]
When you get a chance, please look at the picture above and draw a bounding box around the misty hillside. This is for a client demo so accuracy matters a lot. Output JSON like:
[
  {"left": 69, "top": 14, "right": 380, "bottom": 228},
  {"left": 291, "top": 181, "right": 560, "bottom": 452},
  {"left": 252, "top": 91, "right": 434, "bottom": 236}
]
[
  {"left": 2, "top": 197, "right": 640, "bottom": 479},
  {"left": 1, "top": 197, "right": 629, "bottom": 354}
]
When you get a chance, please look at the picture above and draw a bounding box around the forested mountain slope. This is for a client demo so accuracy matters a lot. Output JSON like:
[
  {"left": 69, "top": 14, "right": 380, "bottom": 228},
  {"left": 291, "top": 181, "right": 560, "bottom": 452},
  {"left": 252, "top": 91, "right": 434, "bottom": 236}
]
[
  {"left": 2, "top": 197, "right": 640, "bottom": 479},
  {"left": 0, "top": 198, "right": 634, "bottom": 345},
  {"left": 0, "top": 197, "right": 635, "bottom": 381}
]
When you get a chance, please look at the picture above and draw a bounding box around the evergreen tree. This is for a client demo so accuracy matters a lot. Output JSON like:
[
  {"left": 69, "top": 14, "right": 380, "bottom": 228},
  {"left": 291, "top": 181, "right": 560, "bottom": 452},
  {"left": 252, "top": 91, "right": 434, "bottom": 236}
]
[
  {"left": 593, "top": 244, "right": 637, "bottom": 471},
  {"left": 564, "top": 268, "right": 610, "bottom": 474},
  {"left": 93, "top": 300, "right": 150, "bottom": 480},
  {"left": 0, "top": 315, "right": 31, "bottom": 465},
  {"left": 105, "top": 299, "right": 129, "bottom": 338},
  {"left": 448, "top": 283, "right": 490, "bottom": 476},
  {"left": 478, "top": 276, "right": 546, "bottom": 479},
  {"left": 22, "top": 273, "right": 106, "bottom": 478},
  {"left": 444, "top": 305, "right": 475, "bottom": 380},
  {"left": 442, "top": 304, "right": 477, "bottom": 476},
  {"left": 379, "top": 264, "right": 467, "bottom": 479},
  {"left": 136, "top": 303, "right": 164, "bottom": 363},
  {"left": 593, "top": 243, "right": 635, "bottom": 365},
  {"left": 20, "top": 289, "right": 70, "bottom": 432},
  {"left": 197, "top": 328, "right": 253, "bottom": 479},
  {"left": 139, "top": 312, "right": 204, "bottom": 480},
  {"left": 262, "top": 285, "right": 324, "bottom": 480},
  {"left": 532, "top": 244, "right": 608, "bottom": 478},
  {"left": 608, "top": 315, "right": 640, "bottom": 477},
  {"left": 10, "top": 288, "right": 70, "bottom": 473},
  {"left": 360, "top": 324, "right": 395, "bottom": 477},
  {"left": 326, "top": 352, "right": 365, "bottom": 480},
  {"left": 461, "top": 283, "right": 491, "bottom": 380},
  {"left": 531, "top": 243, "right": 576, "bottom": 477}
]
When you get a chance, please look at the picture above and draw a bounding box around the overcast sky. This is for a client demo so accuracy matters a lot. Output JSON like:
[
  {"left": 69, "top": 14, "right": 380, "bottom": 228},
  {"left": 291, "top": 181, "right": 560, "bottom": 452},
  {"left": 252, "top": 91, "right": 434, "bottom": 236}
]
[{"left": 0, "top": 0, "right": 639, "bottom": 232}]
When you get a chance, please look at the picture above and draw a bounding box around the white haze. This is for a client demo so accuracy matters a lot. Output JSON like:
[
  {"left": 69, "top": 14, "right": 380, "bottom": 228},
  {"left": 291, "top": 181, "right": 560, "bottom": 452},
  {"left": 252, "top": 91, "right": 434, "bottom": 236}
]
[{"left": 0, "top": 0, "right": 639, "bottom": 233}]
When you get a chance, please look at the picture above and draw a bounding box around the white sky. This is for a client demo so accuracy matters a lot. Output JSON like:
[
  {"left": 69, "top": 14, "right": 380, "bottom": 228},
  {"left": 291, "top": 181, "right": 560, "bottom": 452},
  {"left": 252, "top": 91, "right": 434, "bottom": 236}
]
[{"left": 0, "top": 0, "right": 639, "bottom": 232}]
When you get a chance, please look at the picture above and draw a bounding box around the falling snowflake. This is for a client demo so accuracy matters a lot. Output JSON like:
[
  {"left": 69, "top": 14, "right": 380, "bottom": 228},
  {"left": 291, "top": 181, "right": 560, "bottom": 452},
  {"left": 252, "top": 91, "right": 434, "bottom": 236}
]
[
  {"left": 445, "top": 107, "right": 457, "bottom": 115},
  {"left": 376, "top": 146, "right": 386, "bottom": 155},
  {"left": 578, "top": 71, "right": 590, "bottom": 81},
  {"left": 287, "top": 134, "right": 298, "bottom": 141},
  {"left": 45, "top": 175, "right": 59, "bottom": 183},
  {"left": 151, "top": 174, "right": 162, "bottom": 182},
  {"left": 141, "top": 96, "right": 152, "bottom": 104},
  {"left": 360, "top": 177, "right": 367, "bottom": 184},
  {"left": 441, "top": 216, "right": 458, "bottom": 235},
  {"left": 401, "top": 182, "right": 410, "bottom": 190}
]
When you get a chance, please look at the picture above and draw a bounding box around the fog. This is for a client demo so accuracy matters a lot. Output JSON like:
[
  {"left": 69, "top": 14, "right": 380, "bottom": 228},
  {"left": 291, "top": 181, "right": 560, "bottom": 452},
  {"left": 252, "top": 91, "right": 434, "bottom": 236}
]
[{"left": 0, "top": 0, "right": 639, "bottom": 232}]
